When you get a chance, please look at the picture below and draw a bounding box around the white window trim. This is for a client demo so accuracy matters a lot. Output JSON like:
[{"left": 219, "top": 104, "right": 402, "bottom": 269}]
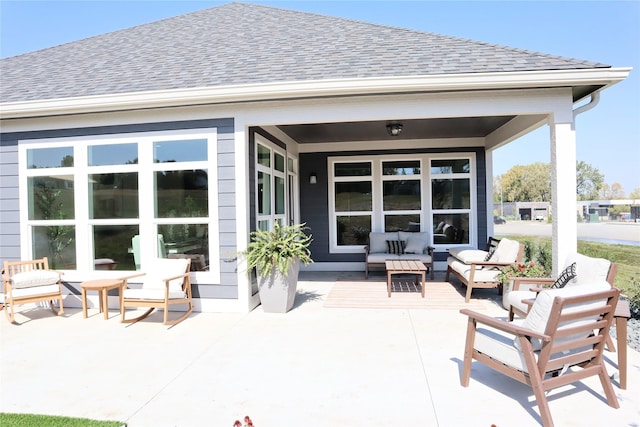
[
  {"left": 255, "top": 135, "right": 288, "bottom": 230},
  {"left": 328, "top": 153, "right": 477, "bottom": 253},
  {"left": 19, "top": 128, "right": 220, "bottom": 283}
]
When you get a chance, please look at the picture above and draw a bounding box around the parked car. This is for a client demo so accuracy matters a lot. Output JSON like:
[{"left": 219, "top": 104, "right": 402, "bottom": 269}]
[
  {"left": 535, "top": 215, "right": 545, "bottom": 221},
  {"left": 493, "top": 215, "right": 506, "bottom": 224}
]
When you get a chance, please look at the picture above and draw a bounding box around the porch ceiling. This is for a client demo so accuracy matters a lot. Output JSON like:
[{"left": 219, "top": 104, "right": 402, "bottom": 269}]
[{"left": 277, "top": 116, "right": 515, "bottom": 143}]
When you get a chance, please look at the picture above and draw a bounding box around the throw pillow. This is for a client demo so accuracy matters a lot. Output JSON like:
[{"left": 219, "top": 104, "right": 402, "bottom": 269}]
[
  {"left": 550, "top": 262, "right": 577, "bottom": 289},
  {"left": 484, "top": 246, "right": 496, "bottom": 262},
  {"left": 386, "top": 240, "right": 406, "bottom": 254},
  {"left": 404, "top": 236, "right": 427, "bottom": 254}
]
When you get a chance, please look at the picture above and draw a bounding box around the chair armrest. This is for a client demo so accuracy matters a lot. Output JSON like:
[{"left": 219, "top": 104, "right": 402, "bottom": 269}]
[
  {"left": 119, "top": 272, "right": 146, "bottom": 286},
  {"left": 469, "top": 261, "right": 512, "bottom": 268},
  {"left": 364, "top": 245, "right": 370, "bottom": 255},
  {"left": 424, "top": 245, "right": 435, "bottom": 255},
  {"left": 162, "top": 272, "right": 191, "bottom": 287},
  {"left": 511, "top": 277, "right": 555, "bottom": 292},
  {"left": 460, "top": 309, "right": 549, "bottom": 342}
]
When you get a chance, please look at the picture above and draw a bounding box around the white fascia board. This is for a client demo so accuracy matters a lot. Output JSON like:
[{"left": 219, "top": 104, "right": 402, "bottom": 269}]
[{"left": 0, "top": 67, "right": 631, "bottom": 120}]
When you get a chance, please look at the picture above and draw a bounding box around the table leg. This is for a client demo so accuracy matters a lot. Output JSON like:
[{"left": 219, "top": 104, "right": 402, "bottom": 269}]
[
  {"left": 421, "top": 271, "right": 425, "bottom": 298},
  {"left": 616, "top": 316, "right": 627, "bottom": 389},
  {"left": 102, "top": 288, "right": 109, "bottom": 320},
  {"left": 387, "top": 271, "right": 392, "bottom": 297},
  {"left": 81, "top": 288, "right": 88, "bottom": 318}
]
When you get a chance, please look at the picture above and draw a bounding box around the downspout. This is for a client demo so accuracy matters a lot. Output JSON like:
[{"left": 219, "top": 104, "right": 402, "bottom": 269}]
[{"left": 573, "top": 92, "right": 600, "bottom": 119}]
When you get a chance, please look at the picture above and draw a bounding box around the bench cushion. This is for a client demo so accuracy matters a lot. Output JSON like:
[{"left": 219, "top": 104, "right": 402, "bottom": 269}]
[
  {"left": 11, "top": 270, "right": 60, "bottom": 289},
  {"left": 368, "top": 232, "right": 399, "bottom": 253}
]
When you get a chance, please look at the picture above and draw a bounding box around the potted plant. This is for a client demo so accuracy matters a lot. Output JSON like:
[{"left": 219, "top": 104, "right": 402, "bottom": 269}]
[
  {"left": 498, "top": 261, "right": 547, "bottom": 309},
  {"left": 243, "top": 222, "right": 313, "bottom": 313}
]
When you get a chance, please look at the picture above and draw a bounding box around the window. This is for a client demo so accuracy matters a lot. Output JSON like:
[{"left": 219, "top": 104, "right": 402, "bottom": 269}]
[
  {"left": 255, "top": 139, "right": 289, "bottom": 231},
  {"left": 21, "top": 130, "right": 218, "bottom": 275},
  {"left": 329, "top": 154, "right": 474, "bottom": 252}
]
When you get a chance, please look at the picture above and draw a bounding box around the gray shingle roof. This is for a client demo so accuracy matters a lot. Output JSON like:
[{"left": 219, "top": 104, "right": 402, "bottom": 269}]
[{"left": 0, "top": 2, "right": 610, "bottom": 104}]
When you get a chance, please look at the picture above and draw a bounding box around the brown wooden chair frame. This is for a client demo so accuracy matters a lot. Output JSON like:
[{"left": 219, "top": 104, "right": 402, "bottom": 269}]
[
  {"left": 2, "top": 257, "right": 64, "bottom": 323},
  {"left": 460, "top": 287, "right": 620, "bottom": 427}
]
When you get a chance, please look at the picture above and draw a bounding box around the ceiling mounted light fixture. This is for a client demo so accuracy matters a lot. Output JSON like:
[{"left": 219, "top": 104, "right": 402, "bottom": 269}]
[{"left": 386, "top": 123, "right": 403, "bottom": 137}]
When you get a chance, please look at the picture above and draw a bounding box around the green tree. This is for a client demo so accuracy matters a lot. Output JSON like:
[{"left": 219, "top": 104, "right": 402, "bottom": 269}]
[
  {"left": 629, "top": 187, "right": 640, "bottom": 199},
  {"left": 576, "top": 161, "right": 604, "bottom": 200},
  {"left": 499, "top": 162, "right": 551, "bottom": 202}
]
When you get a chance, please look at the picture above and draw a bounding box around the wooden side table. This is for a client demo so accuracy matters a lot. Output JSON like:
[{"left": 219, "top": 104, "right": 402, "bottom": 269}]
[{"left": 80, "top": 279, "right": 124, "bottom": 320}]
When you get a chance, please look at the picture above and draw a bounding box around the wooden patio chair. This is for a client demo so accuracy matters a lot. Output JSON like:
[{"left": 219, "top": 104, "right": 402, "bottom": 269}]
[
  {"left": 446, "top": 237, "right": 524, "bottom": 302},
  {"left": 120, "top": 257, "right": 192, "bottom": 326},
  {"left": 460, "top": 283, "right": 620, "bottom": 427},
  {"left": 2, "top": 257, "right": 64, "bottom": 323}
]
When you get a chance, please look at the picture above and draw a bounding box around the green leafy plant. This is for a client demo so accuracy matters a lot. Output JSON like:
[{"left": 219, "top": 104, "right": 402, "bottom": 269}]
[
  {"left": 497, "top": 261, "right": 546, "bottom": 285},
  {"left": 243, "top": 222, "right": 313, "bottom": 277}
]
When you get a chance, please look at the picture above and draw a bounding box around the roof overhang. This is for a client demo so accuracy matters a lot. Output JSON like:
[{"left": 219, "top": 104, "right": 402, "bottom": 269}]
[{"left": 0, "top": 68, "right": 631, "bottom": 120}]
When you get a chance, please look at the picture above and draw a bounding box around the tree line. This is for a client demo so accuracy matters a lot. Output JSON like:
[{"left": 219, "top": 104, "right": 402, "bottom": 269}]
[{"left": 494, "top": 161, "right": 640, "bottom": 203}]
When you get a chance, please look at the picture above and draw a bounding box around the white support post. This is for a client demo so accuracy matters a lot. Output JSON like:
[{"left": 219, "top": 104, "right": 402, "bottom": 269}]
[{"left": 549, "top": 119, "right": 578, "bottom": 276}]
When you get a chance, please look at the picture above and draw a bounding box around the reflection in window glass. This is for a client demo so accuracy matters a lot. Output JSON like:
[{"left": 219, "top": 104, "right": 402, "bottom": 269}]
[
  {"left": 89, "top": 143, "right": 138, "bottom": 166},
  {"left": 275, "top": 152, "right": 285, "bottom": 173},
  {"left": 431, "top": 159, "right": 470, "bottom": 174},
  {"left": 337, "top": 215, "right": 370, "bottom": 245},
  {"left": 155, "top": 169, "right": 208, "bottom": 218},
  {"left": 288, "top": 157, "right": 295, "bottom": 173},
  {"left": 32, "top": 225, "right": 76, "bottom": 269},
  {"left": 158, "top": 224, "right": 209, "bottom": 271},
  {"left": 334, "top": 162, "right": 371, "bottom": 177},
  {"left": 275, "top": 176, "right": 285, "bottom": 215},
  {"left": 257, "top": 144, "right": 270, "bottom": 167},
  {"left": 258, "top": 171, "right": 271, "bottom": 215},
  {"left": 385, "top": 215, "right": 421, "bottom": 232},
  {"left": 335, "top": 182, "right": 372, "bottom": 211},
  {"left": 258, "top": 220, "right": 269, "bottom": 231},
  {"left": 153, "top": 139, "right": 207, "bottom": 163},
  {"left": 432, "top": 179, "right": 470, "bottom": 209},
  {"left": 383, "top": 180, "right": 421, "bottom": 210},
  {"left": 28, "top": 176, "right": 75, "bottom": 220},
  {"left": 93, "top": 225, "right": 138, "bottom": 270},
  {"left": 27, "top": 147, "right": 74, "bottom": 169},
  {"left": 382, "top": 160, "right": 420, "bottom": 176},
  {"left": 89, "top": 173, "right": 139, "bottom": 219},
  {"left": 433, "top": 214, "right": 469, "bottom": 244}
]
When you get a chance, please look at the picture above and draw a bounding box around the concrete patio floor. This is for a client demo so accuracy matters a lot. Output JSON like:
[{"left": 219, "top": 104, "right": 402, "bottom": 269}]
[{"left": 1, "top": 271, "right": 639, "bottom": 427}]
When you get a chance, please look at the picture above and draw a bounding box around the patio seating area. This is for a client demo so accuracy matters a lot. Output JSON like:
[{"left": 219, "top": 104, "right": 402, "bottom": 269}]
[{"left": 1, "top": 271, "right": 639, "bottom": 427}]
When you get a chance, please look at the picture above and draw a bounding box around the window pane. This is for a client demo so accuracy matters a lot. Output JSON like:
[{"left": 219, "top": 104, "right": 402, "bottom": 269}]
[
  {"left": 155, "top": 169, "right": 208, "bottom": 218},
  {"left": 288, "top": 157, "right": 295, "bottom": 173},
  {"left": 335, "top": 182, "right": 372, "bottom": 211},
  {"left": 385, "top": 215, "right": 421, "bottom": 232},
  {"left": 32, "top": 225, "right": 76, "bottom": 269},
  {"left": 433, "top": 214, "right": 469, "bottom": 244},
  {"left": 257, "top": 144, "right": 270, "bottom": 167},
  {"left": 93, "top": 225, "right": 139, "bottom": 270},
  {"left": 432, "top": 179, "right": 470, "bottom": 209},
  {"left": 258, "top": 220, "right": 269, "bottom": 231},
  {"left": 383, "top": 180, "right": 421, "bottom": 210},
  {"left": 431, "top": 159, "right": 470, "bottom": 174},
  {"left": 275, "top": 176, "right": 285, "bottom": 215},
  {"left": 89, "top": 143, "right": 138, "bottom": 166},
  {"left": 28, "top": 176, "right": 75, "bottom": 220},
  {"left": 334, "top": 162, "right": 371, "bottom": 177},
  {"left": 258, "top": 171, "right": 271, "bottom": 215},
  {"left": 158, "top": 224, "right": 209, "bottom": 271},
  {"left": 337, "top": 215, "right": 370, "bottom": 245},
  {"left": 89, "top": 173, "right": 139, "bottom": 219},
  {"left": 275, "top": 152, "right": 285, "bottom": 173},
  {"left": 27, "top": 147, "right": 73, "bottom": 169},
  {"left": 153, "top": 139, "right": 207, "bottom": 163},
  {"left": 382, "top": 160, "right": 420, "bottom": 176}
]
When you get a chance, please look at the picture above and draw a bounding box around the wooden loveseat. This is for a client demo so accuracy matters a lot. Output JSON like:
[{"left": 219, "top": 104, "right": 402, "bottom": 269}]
[{"left": 364, "top": 231, "right": 434, "bottom": 279}]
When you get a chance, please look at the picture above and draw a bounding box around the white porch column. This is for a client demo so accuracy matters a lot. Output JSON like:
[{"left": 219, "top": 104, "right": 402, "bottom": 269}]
[
  {"left": 485, "top": 149, "right": 495, "bottom": 242},
  {"left": 549, "top": 117, "right": 577, "bottom": 276}
]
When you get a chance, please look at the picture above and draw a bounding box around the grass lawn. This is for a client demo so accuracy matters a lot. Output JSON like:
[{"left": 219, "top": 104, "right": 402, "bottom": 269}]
[{"left": 0, "top": 413, "right": 125, "bottom": 427}]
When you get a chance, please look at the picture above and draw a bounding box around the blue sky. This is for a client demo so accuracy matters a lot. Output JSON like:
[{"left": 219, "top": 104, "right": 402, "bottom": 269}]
[{"left": 2, "top": 1, "right": 638, "bottom": 194}]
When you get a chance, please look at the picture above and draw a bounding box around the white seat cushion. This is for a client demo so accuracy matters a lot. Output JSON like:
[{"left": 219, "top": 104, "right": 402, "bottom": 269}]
[
  {"left": 11, "top": 270, "right": 60, "bottom": 289},
  {"left": 140, "top": 258, "right": 190, "bottom": 292},
  {"left": 447, "top": 257, "right": 500, "bottom": 282},
  {"left": 123, "top": 288, "right": 186, "bottom": 300},
  {"left": 492, "top": 238, "right": 521, "bottom": 262},
  {"left": 367, "top": 253, "right": 432, "bottom": 263},
  {"left": 368, "top": 232, "right": 399, "bottom": 253}
]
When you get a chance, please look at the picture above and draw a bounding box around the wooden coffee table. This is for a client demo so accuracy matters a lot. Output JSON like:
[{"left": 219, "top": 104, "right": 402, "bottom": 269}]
[
  {"left": 81, "top": 278, "right": 124, "bottom": 320},
  {"left": 385, "top": 260, "right": 427, "bottom": 298}
]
